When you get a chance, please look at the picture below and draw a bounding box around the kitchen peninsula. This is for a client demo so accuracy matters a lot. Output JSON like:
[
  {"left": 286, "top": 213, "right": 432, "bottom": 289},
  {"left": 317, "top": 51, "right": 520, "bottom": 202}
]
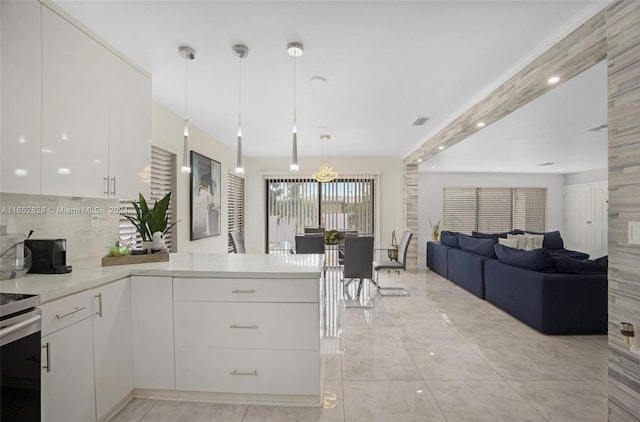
[{"left": 1, "top": 253, "right": 325, "bottom": 421}]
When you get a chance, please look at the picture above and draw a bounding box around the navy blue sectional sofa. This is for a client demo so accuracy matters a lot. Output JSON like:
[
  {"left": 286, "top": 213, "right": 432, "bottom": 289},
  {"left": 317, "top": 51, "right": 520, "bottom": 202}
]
[{"left": 426, "top": 230, "right": 607, "bottom": 334}]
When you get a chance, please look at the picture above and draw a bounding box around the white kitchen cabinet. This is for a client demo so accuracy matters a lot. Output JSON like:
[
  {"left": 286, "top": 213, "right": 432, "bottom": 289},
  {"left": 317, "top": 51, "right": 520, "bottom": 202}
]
[
  {"left": 92, "top": 277, "right": 133, "bottom": 421},
  {"left": 2, "top": 3, "right": 150, "bottom": 198},
  {"left": 0, "top": 0, "right": 42, "bottom": 194},
  {"left": 41, "top": 6, "right": 110, "bottom": 198},
  {"left": 108, "top": 55, "right": 151, "bottom": 200},
  {"left": 41, "top": 294, "right": 96, "bottom": 422},
  {"left": 131, "top": 275, "right": 175, "bottom": 390},
  {"left": 173, "top": 276, "right": 321, "bottom": 398}
]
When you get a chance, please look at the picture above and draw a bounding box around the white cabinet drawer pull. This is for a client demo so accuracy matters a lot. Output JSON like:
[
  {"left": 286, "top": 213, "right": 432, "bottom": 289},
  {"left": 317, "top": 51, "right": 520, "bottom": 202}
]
[
  {"left": 229, "top": 324, "right": 258, "bottom": 329},
  {"left": 231, "top": 289, "right": 255, "bottom": 294},
  {"left": 95, "top": 292, "right": 103, "bottom": 317},
  {"left": 55, "top": 306, "right": 86, "bottom": 319},
  {"left": 42, "top": 342, "right": 51, "bottom": 372},
  {"left": 230, "top": 370, "right": 258, "bottom": 376}
]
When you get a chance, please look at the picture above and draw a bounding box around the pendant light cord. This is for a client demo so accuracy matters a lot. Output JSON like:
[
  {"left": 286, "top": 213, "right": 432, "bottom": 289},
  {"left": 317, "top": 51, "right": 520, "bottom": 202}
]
[
  {"left": 238, "top": 55, "right": 242, "bottom": 125},
  {"left": 293, "top": 52, "right": 297, "bottom": 127},
  {"left": 185, "top": 57, "right": 189, "bottom": 118}
]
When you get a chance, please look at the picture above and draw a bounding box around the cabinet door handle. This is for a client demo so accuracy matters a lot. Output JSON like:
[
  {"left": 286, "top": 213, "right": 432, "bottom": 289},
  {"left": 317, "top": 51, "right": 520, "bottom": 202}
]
[
  {"left": 55, "top": 306, "right": 86, "bottom": 319},
  {"left": 231, "top": 289, "right": 255, "bottom": 294},
  {"left": 230, "top": 370, "right": 258, "bottom": 376},
  {"left": 111, "top": 176, "right": 117, "bottom": 197},
  {"left": 42, "top": 342, "right": 51, "bottom": 372},
  {"left": 103, "top": 176, "right": 110, "bottom": 196},
  {"left": 95, "top": 293, "right": 103, "bottom": 317},
  {"left": 229, "top": 324, "right": 258, "bottom": 329}
]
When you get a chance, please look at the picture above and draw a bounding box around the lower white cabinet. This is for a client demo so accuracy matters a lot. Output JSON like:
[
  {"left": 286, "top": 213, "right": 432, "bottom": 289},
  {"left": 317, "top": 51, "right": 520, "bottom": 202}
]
[
  {"left": 131, "top": 276, "right": 175, "bottom": 390},
  {"left": 41, "top": 316, "right": 96, "bottom": 422},
  {"left": 92, "top": 277, "right": 133, "bottom": 420}
]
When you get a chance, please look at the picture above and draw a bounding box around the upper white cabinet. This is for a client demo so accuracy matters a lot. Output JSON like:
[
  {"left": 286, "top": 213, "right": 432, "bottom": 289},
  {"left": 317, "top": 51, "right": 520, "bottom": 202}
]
[
  {"left": 1, "top": 2, "right": 150, "bottom": 199},
  {"left": 41, "top": 6, "right": 111, "bottom": 198},
  {"left": 0, "top": 0, "right": 42, "bottom": 194}
]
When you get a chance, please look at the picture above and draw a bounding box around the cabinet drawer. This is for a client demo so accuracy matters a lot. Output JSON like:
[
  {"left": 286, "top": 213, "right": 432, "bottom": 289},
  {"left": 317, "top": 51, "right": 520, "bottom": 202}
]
[
  {"left": 175, "top": 347, "right": 320, "bottom": 396},
  {"left": 174, "top": 302, "right": 319, "bottom": 350},
  {"left": 40, "top": 290, "right": 93, "bottom": 336},
  {"left": 173, "top": 277, "right": 318, "bottom": 303}
]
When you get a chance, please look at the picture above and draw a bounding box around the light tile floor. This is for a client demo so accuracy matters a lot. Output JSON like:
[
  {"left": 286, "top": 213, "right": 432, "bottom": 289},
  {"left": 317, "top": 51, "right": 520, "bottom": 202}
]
[{"left": 112, "top": 267, "right": 608, "bottom": 421}]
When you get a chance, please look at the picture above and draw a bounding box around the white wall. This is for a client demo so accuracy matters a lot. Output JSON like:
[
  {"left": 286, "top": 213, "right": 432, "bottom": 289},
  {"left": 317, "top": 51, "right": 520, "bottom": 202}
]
[
  {"left": 151, "top": 102, "right": 236, "bottom": 254},
  {"left": 243, "top": 156, "right": 404, "bottom": 254},
  {"left": 418, "top": 171, "right": 565, "bottom": 266},
  {"left": 564, "top": 168, "right": 607, "bottom": 185}
]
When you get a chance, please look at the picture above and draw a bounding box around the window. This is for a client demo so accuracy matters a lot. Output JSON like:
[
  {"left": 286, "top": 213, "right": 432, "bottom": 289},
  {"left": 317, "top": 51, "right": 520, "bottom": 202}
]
[
  {"left": 119, "top": 146, "right": 177, "bottom": 251},
  {"left": 442, "top": 187, "right": 546, "bottom": 234},
  {"left": 227, "top": 172, "right": 245, "bottom": 253},
  {"left": 266, "top": 176, "right": 375, "bottom": 249}
]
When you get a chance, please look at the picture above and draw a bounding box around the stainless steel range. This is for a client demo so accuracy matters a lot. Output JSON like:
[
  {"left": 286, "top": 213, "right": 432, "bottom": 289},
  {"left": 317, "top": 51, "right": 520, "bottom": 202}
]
[{"left": 0, "top": 293, "right": 42, "bottom": 422}]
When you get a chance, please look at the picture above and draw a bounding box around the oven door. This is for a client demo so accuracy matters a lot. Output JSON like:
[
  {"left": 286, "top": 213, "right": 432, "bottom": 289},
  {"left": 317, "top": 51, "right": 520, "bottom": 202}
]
[{"left": 1, "top": 308, "right": 42, "bottom": 422}]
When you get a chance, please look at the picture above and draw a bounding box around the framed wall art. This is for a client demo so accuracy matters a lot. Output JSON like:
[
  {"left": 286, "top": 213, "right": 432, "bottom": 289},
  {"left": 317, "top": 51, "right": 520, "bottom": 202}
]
[{"left": 190, "top": 151, "right": 221, "bottom": 240}]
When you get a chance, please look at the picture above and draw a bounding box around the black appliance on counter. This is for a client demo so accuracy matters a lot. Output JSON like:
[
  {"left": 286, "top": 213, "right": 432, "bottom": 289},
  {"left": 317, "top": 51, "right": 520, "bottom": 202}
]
[
  {"left": 0, "top": 293, "right": 42, "bottom": 422},
  {"left": 25, "top": 239, "right": 72, "bottom": 274}
]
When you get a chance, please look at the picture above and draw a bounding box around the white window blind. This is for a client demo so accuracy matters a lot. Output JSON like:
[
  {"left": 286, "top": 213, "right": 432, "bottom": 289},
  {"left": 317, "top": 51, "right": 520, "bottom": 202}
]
[
  {"left": 442, "top": 186, "right": 546, "bottom": 234},
  {"left": 227, "top": 172, "right": 245, "bottom": 253},
  {"left": 513, "top": 188, "right": 547, "bottom": 231},
  {"left": 119, "top": 146, "right": 177, "bottom": 252}
]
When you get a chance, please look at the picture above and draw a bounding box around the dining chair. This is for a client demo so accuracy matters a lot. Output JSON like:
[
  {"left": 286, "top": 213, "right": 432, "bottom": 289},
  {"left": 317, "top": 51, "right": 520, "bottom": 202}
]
[
  {"left": 295, "top": 235, "right": 325, "bottom": 254},
  {"left": 304, "top": 226, "right": 325, "bottom": 235},
  {"left": 229, "top": 230, "right": 246, "bottom": 254},
  {"left": 342, "top": 236, "right": 374, "bottom": 302},
  {"left": 372, "top": 230, "right": 412, "bottom": 295}
]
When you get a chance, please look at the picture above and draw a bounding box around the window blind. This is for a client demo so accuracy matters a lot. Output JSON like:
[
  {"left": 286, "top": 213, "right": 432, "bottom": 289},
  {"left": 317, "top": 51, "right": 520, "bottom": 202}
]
[
  {"left": 227, "top": 172, "right": 245, "bottom": 253},
  {"left": 119, "top": 146, "right": 177, "bottom": 252},
  {"left": 442, "top": 186, "right": 547, "bottom": 234}
]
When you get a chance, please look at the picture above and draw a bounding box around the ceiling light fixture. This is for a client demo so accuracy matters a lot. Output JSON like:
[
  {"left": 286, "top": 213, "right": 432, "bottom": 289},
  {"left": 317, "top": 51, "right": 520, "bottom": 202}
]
[
  {"left": 179, "top": 46, "right": 195, "bottom": 174},
  {"left": 233, "top": 44, "right": 249, "bottom": 175},
  {"left": 547, "top": 76, "right": 560, "bottom": 84},
  {"left": 288, "top": 42, "right": 303, "bottom": 172},
  {"left": 313, "top": 134, "right": 337, "bottom": 182},
  {"left": 438, "top": 146, "right": 445, "bottom": 150},
  {"left": 477, "top": 121, "right": 486, "bottom": 128}
]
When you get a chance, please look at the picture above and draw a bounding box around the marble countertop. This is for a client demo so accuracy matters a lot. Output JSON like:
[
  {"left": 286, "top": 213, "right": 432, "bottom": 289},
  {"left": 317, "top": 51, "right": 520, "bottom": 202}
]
[{"left": 0, "top": 253, "right": 324, "bottom": 304}]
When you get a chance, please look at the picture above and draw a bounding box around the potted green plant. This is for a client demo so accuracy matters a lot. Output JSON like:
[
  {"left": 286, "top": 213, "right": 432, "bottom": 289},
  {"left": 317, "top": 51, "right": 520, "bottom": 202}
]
[
  {"left": 430, "top": 218, "right": 441, "bottom": 241},
  {"left": 387, "top": 230, "right": 399, "bottom": 261},
  {"left": 123, "top": 192, "right": 178, "bottom": 253},
  {"left": 323, "top": 230, "right": 344, "bottom": 245}
]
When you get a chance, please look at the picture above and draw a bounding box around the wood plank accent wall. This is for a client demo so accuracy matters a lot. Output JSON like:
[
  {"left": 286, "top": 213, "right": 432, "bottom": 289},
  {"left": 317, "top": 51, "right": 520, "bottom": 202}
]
[
  {"left": 402, "top": 1, "right": 639, "bottom": 418},
  {"left": 403, "top": 164, "right": 418, "bottom": 268},
  {"left": 606, "top": 1, "right": 640, "bottom": 419}
]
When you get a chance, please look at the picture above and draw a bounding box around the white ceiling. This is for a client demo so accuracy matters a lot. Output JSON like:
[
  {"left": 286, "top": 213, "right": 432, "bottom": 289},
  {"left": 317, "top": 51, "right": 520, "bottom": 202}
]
[
  {"left": 53, "top": 0, "right": 609, "bottom": 162},
  {"left": 421, "top": 60, "right": 608, "bottom": 174}
]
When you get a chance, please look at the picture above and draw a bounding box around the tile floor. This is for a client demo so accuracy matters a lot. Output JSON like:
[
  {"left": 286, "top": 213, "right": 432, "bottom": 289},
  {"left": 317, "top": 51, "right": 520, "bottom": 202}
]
[{"left": 112, "top": 267, "right": 608, "bottom": 421}]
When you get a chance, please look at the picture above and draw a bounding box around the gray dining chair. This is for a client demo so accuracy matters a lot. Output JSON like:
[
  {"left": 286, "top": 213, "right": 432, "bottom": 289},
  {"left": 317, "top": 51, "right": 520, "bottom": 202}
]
[
  {"left": 304, "top": 226, "right": 325, "bottom": 235},
  {"left": 229, "top": 230, "right": 246, "bottom": 254},
  {"left": 295, "top": 235, "right": 325, "bottom": 254},
  {"left": 372, "top": 230, "right": 412, "bottom": 296},
  {"left": 342, "top": 236, "right": 374, "bottom": 301}
]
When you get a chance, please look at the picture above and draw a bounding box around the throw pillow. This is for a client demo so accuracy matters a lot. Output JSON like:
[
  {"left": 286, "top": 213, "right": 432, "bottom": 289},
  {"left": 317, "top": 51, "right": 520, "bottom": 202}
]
[
  {"left": 507, "top": 234, "right": 530, "bottom": 250},
  {"left": 458, "top": 234, "right": 497, "bottom": 258},
  {"left": 493, "top": 243, "right": 557, "bottom": 272},
  {"left": 554, "top": 257, "right": 607, "bottom": 274},
  {"left": 440, "top": 231, "right": 459, "bottom": 248},
  {"left": 527, "top": 234, "right": 544, "bottom": 250},
  {"left": 498, "top": 237, "right": 519, "bottom": 248},
  {"left": 526, "top": 230, "right": 564, "bottom": 249}
]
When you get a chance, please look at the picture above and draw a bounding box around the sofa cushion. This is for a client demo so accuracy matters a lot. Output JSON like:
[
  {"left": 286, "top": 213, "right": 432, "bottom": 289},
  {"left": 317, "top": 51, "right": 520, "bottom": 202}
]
[
  {"left": 547, "top": 249, "right": 590, "bottom": 260},
  {"left": 498, "top": 237, "right": 519, "bottom": 248},
  {"left": 526, "top": 230, "right": 564, "bottom": 249},
  {"left": 472, "top": 231, "right": 509, "bottom": 241},
  {"left": 493, "top": 243, "right": 556, "bottom": 272},
  {"left": 458, "top": 234, "right": 496, "bottom": 258},
  {"left": 555, "top": 257, "right": 607, "bottom": 274},
  {"left": 440, "top": 231, "right": 459, "bottom": 248}
]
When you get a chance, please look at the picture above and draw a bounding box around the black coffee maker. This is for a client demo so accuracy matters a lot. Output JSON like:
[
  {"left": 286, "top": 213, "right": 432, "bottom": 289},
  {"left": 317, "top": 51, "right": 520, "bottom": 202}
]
[{"left": 25, "top": 239, "right": 72, "bottom": 274}]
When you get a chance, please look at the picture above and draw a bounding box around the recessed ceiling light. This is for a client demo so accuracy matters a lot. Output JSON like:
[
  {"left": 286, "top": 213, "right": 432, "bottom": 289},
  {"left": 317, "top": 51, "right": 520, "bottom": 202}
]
[
  {"left": 94, "top": 159, "right": 101, "bottom": 164},
  {"left": 15, "top": 169, "right": 27, "bottom": 176},
  {"left": 42, "top": 148, "right": 52, "bottom": 153},
  {"left": 18, "top": 136, "right": 26, "bottom": 143},
  {"left": 58, "top": 168, "right": 70, "bottom": 175},
  {"left": 319, "top": 134, "right": 331, "bottom": 141},
  {"left": 417, "top": 159, "right": 422, "bottom": 163},
  {"left": 496, "top": 167, "right": 501, "bottom": 170},
  {"left": 476, "top": 122, "right": 486, "bottom": 128},
  {"left": 431, "top": 166, "right": 436, "bottom": 169},
  {"left": 548, "top": 76, "right": 560, "bottom": 84},
  {"left": 438, "top": 146, "right": 445, "bottom": 150}
]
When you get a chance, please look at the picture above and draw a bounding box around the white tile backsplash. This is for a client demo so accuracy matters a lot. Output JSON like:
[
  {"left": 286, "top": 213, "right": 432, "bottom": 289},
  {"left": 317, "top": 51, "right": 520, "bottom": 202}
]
[{"left": 0, "top": 193, "right": 120, "bottom": 265}]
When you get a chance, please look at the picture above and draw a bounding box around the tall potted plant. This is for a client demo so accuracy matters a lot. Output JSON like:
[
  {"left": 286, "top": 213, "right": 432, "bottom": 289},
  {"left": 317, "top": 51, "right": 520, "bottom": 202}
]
[
  {"left": 430, "top": 218, "right": 441, "bottom": 241},
  {"left": 124, "top": 192, "right": 178, "bottom": 252}
]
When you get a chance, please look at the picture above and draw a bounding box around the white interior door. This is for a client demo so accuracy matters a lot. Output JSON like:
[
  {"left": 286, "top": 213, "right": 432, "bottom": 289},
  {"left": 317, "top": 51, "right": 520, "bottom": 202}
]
[{"left": 564, "top": 182, "right": 608, "bottom": 258}]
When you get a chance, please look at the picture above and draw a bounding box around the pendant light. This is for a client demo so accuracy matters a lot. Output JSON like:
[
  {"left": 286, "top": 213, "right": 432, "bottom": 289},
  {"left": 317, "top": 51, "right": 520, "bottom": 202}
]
[
  {"left": 313, "top": 134, "right": 337, "bottom": 182},
  {"left": 287, "top": 42, "right": 303, "bottom": 172},
  {"left": 179, "top": 46, "right": 195, "bottom": 174},
  {"left": 233, "top": 44, "right": 249, "bottom": 175}
]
